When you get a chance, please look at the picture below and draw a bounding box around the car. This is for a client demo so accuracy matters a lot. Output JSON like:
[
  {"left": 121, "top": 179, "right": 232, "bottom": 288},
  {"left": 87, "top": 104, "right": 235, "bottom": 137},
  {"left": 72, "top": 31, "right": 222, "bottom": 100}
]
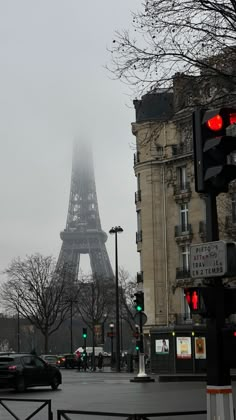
[
  {"left": 63, "top": 353, "right": 78, "bottom": 369},
  {"left": 0, "top": 353, "right": 62, "bottom": 392},
  {"left": 40, "top": 354, "right": 61, "bottom": 367}
]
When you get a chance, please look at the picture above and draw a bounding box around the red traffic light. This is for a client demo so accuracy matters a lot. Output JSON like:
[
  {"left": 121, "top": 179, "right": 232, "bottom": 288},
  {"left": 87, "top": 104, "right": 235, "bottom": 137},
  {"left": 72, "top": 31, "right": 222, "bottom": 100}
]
[
  {"left": 184, "top": 288, "right": 200, "bottom": 312},
  {"left": 206, "top": 114, "right": 223, "bottom": 131},
  {"left": 206, "top": 112, "right": 236, "bottom": 131}
]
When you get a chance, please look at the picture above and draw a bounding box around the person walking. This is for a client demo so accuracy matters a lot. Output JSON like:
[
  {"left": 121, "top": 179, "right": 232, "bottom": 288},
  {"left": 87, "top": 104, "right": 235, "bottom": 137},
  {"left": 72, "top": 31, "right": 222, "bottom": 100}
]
[{"left": 97, "top": 352, "right": 103, "bottom": 371}]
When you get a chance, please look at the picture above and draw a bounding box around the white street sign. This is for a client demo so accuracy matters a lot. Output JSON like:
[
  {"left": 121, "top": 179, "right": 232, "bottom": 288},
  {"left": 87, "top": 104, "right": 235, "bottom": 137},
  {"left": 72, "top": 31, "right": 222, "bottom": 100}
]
[{"left": 190, "top": 241, "right": 227, "bottom": 278}]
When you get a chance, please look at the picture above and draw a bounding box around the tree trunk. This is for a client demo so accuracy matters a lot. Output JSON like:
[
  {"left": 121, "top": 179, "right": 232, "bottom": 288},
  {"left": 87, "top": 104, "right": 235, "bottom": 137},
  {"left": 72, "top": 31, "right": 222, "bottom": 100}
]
[{"left": 44, "top": 329, "right": 49, "bottom": 354}]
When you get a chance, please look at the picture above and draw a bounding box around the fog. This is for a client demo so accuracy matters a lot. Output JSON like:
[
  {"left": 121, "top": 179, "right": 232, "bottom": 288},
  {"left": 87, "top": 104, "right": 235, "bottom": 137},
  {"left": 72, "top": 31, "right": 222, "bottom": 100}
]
[{"left": 0, "top": 1, "right": 141, "bottom": 280}]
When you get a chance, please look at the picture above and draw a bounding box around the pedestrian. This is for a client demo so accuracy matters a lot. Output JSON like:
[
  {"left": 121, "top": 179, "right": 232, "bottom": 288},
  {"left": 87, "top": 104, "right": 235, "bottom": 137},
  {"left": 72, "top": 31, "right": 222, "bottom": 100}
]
[
  {"left": 76, "top": 350, "right": 82, "bottom": 371},
  {"left": 97, "top": 352, "right": 103, "bottom": 371}
]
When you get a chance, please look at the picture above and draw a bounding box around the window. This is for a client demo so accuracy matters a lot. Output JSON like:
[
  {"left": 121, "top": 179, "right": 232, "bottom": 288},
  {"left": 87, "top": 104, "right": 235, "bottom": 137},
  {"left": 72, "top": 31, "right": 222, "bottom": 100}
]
[
  {"left": 180, "top": 204, "right": 189, "bottom": 231},
  {"left": 178, "top": 166, "right": 187, "bottom": 190},
  {"left": 137, "top": 210, "right": 141, "bottom": 233},
  {"left": 181, "top": 244, "right": 190, "bottom": 271},
  {"left": 137, "top": 173, "right": 141, "bottom": 191}
]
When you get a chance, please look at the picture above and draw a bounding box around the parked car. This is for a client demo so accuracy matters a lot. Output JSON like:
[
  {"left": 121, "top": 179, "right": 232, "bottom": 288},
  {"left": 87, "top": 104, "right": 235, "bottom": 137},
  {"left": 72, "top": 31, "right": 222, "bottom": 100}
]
[
  {"left": 0, "top": 353, "right": 62, "bottom": 392},
  {"left": 40, "top": 354, "right": 61, "bottom": 367}
]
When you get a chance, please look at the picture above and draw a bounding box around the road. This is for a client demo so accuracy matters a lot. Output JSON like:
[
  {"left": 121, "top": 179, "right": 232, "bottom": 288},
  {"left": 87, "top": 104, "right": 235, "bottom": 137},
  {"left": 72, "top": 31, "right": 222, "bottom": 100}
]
[{"left": 0, "top": 368, "right": 214, "bottom": 419}]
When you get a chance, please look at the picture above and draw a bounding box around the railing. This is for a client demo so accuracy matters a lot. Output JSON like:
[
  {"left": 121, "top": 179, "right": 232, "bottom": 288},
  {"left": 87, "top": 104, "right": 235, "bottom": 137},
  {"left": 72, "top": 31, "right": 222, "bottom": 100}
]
[
  {"left": 135, "top": 190, "right": 142, "bottom": 203},
  {"left": 172, "top": 143, "right": 192, "bottom": 157},
  {"left": 0, "top": 398, "right": 53, "bottom": 420},
  {"left": 176, "top": 267, "right": 191, "bottom": 279},
  {"left": 134, "top": 152, "right": 140, "bottom": 164},
  {"left": 174, "top": 182, "right": 191, "bottom": 195},
  {"left": 136, "top": 231, "right": 142, "bottom": 243},
  {"left": 137, "top": 271, "right": 143, "bottom": 283},
  {"left": 174, "top": 224, "right": 192, "bottom": 237},
  {"left": 57, "top": 408, "right": 206, "bottom": 419}
]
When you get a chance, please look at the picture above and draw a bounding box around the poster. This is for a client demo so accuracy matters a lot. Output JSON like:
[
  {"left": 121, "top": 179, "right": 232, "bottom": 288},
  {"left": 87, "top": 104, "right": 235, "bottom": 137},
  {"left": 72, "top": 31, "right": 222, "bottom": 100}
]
[
  {"left": 176, "top": 337, "right": 191, "bottom": 359},
  {"left": 155, "top": 339, "right": 169, "bottom": 354},
  {"left": 194, "top": 337, "right": 206, "bottom": 359}
]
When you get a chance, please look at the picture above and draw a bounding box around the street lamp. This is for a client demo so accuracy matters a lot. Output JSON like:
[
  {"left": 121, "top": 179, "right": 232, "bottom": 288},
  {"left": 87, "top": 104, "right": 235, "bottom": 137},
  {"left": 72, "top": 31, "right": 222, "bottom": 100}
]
[
  {"left": 109, "top": 226, "right": 123, "bottom": 373},
  {"left": 109, "top": 322, "right": 115, "bottom": 367}
]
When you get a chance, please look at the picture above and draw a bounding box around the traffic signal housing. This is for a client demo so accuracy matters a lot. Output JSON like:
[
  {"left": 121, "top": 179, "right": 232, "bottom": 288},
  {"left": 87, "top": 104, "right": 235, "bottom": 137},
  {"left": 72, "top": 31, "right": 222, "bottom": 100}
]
[
  {"left": 135, "top": 340, "right": 140, "bottom": 351},
  {"left": 82, "top": 328, "right": 87, "bottom": 339},
  {"left": 185, "top": 287, "right": 236, "bottom": 318},
  {"left": 134, "top": 291, "right": 144, "bottom": 312},
  {"left": 184, "top": 288, "right": 205, "bottom": 315},
  {"left": 193, "top": 107, "right": 236, "bottom": 194}
]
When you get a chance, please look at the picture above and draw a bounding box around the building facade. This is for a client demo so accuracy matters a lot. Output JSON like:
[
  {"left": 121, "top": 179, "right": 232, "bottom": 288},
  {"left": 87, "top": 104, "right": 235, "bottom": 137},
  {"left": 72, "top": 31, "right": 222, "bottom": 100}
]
[{"left": 132, "top": 74, "right": 236, "bottom": 334}]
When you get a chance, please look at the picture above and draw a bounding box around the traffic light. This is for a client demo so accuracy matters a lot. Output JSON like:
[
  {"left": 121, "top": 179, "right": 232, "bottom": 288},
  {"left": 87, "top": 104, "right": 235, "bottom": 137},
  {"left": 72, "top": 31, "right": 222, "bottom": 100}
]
[
  {"left": 185, "top": 286, "right": 236, "bottom": 318},
  {"left": 184, "top": 288, "right": 204, "bottom": 314},
  {"left": 193, "top": 107, "right": 236, "bottom": 194},
  {"left": 135, "top": 340, "right": 140, "bottom": 351},
  {"left": 134, "top": 291, "right": 144, "bottom": 312},
  {"left": 82, "top": 328, "right": 87, "bottom": 338}
]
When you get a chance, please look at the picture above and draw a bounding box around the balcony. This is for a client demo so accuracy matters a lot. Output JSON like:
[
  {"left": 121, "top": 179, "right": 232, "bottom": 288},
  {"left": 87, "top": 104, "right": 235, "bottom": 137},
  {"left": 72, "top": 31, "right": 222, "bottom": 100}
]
[
  {"left": 137, "top": 271, "right": 143, "bottom": 283},
  {"left": 199, "top": 221, "right": 206, "bottom": 241},
  {"left": 174, "top": 224, "right": 193, "bottom": 243},
  {"left": 173, "top": 182, "right": 191, "bottom": 203},
  {"left": 134, "top": 152, "right": 140, "bottom": 165},
  {"left": 172, "top": 143, "right": 192, "bottom": 157},
  {"left": 135, "top": 190, "right": 141, "bottom": 204},
  {"left": 136, "top": 231, "right": 142, "bottom": 244}
]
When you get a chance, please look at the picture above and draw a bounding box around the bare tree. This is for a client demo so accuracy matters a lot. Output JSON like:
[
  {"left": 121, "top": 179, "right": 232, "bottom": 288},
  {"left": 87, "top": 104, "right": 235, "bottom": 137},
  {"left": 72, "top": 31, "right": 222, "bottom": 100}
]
[
  {"left": 119, "top": 268, "right": 137, "bottom": 331},
  {"left": 76, "top": 274, "right": 115, "bottom": 343},
  {"left": 0, "top": 254, "right": 77, "bottom": 353},
  {"left": 109, "top": 1, "right": 236, "bottom": 97}
]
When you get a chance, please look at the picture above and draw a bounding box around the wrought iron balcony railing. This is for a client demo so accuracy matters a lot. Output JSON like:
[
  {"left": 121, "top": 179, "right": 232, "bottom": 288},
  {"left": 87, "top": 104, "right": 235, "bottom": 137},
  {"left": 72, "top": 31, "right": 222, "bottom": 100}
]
[
  {"left": 176, "top": 267, "right": 191, "bottom": 280},
  {"left": 174, "top": 182, "right": 191, "bottom": 195},
  {"left": 137, "top": 271, "right": 143, "bottom": 283},
  {"left": 134, "top": 152, "right": 140, "bottom": 164},
  {"left": 135, "top": 190, "right": 141, "bottom": 203},
  {"left": 172, "top": 143, "right": 192, "bottom": 157},
  {"left": 136, "top": 231, "right": 142, "bottom": 243},
  {"left": 174, "top": 224, "right": 193, "bottom": 238}
]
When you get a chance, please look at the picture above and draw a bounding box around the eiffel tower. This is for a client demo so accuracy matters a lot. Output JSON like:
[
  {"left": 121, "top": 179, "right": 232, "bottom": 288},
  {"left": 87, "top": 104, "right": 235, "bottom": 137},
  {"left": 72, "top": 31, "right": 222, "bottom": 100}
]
[{"left": 57, "top": 141, "right": 114, "bottom": 280}]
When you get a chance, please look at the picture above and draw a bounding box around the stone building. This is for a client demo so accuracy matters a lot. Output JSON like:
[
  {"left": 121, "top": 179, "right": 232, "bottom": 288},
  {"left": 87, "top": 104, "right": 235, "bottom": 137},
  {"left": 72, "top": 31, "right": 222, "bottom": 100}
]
[{"left": 132, "top": 74, "right": 236, "bottom": 336}]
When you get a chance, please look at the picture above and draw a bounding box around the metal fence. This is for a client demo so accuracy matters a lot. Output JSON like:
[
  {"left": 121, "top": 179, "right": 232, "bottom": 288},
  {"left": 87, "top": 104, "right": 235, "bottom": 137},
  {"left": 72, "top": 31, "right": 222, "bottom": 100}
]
[
  {"left": 0, "top": 398, "right": 207, "bottom": 420},
  {"left": 0, "top": 398, "right": 53, "bottom": 420},
  {"left": 57, "top": 408, "right": 207, "bottom": 419}
]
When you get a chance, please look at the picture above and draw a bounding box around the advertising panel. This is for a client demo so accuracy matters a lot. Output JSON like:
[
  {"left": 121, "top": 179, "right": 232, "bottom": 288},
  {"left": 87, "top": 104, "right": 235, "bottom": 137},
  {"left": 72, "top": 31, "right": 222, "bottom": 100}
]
[
  {"left": 155, "top": 339, "right": 169, "bottom": 354},
  {"left": 194, "top": 336, "right": 206, "bottom": 359},
  {"left": 176, "top": 337, "right": 191, "bottom": 359}
]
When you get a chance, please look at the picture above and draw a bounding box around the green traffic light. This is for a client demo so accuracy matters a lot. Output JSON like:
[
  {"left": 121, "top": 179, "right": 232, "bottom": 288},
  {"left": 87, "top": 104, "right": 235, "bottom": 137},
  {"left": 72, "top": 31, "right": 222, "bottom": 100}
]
[
  {"left": 135, "top": 345, "right": 140, "bottom": 351},
  {"left": 82, "top": 334, "right": 87, "bottom": 338},
  {"left": 136, "top": 305, "right": 142, "bottom": 312}
]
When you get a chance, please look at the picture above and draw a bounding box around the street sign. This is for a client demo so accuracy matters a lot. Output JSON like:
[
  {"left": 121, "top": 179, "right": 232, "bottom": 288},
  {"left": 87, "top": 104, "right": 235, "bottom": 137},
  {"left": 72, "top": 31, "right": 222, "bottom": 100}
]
[
  {"left": 190, "top": 241, "right": 236, "bottom": 279},
  {"left": 134, "top": 312, "right": 147, "bottom": 326}
]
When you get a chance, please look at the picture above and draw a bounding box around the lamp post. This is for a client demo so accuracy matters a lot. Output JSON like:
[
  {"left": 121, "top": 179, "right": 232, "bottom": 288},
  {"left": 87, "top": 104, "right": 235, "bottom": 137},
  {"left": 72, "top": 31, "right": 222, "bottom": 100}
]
[
  {"left": 109, "top": 225, "right": 123, "bottom": 373},
  {"left": 109, "top": 322, "right": 114, "bottom": 367}
]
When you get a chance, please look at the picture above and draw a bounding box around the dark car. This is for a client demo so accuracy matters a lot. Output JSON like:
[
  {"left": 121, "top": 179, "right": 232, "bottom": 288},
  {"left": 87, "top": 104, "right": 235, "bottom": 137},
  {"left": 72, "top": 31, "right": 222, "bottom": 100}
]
[
  {"left": 0, "top": 353, "right": 62, "bottom": 392},
  {"left": 40, "top": 354, "right": 61, "bottom": 367},
  {"left": 63, "top": 353, "right": 78, "bottom": 369}
]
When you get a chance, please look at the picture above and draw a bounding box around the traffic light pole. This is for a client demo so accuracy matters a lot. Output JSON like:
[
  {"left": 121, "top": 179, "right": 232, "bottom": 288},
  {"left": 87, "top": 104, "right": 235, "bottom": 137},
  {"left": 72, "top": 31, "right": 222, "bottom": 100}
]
[
  {"left": 205, "top": 192, "right": 234, "bottom": 419},
  {"left": 137, "top": 311, "right": 146, "bottom": 378}
]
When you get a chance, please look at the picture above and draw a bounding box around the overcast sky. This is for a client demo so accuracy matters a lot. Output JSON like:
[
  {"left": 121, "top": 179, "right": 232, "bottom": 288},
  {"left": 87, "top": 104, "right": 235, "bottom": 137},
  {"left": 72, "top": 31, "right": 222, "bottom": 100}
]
[{"left": 0, "top": 1, "right": 141, "bottom": 281}]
